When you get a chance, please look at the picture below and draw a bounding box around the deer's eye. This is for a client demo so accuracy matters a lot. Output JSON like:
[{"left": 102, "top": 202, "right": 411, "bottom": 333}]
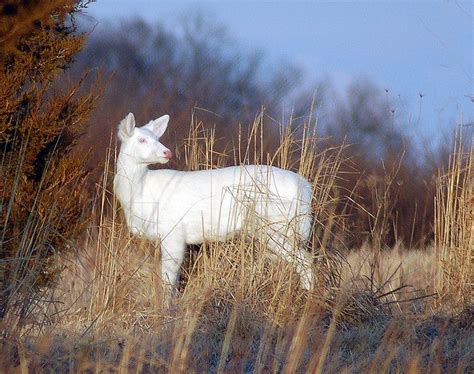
[{"left": 138, "top": 138, "right": 147, "bottom": 144}]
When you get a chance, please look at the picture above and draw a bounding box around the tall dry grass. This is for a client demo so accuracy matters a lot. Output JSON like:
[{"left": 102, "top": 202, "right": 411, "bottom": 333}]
[
  {"left": 2, "top": 115, "right": 472, "bottom": 372},
  {"left": 434, "top": 129, "right": 473, "bottom": 307}
]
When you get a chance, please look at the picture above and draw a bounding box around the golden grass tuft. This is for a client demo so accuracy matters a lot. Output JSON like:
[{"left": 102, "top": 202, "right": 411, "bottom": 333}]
[{"left": 434, "top": 128, "right": 473, "bottom": 307}]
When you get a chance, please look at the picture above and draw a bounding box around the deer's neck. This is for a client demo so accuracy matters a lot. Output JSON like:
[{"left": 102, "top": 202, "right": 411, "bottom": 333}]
[{"left": 115, "top": 151, "right": 149, "bottom": 203}]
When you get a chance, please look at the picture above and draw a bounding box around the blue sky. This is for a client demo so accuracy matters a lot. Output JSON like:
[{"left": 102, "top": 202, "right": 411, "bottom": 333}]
[{"left": 84, "top": 1, "right": 473, "bottom": 142}]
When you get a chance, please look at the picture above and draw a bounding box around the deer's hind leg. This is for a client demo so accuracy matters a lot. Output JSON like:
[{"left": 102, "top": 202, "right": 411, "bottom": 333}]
[{"left": 265, "top": 227, "right": 314, "bottom": 290}]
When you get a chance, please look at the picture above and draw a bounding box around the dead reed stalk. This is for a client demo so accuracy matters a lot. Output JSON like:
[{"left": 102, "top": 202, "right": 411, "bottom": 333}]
[{"left": 434, "top": 128, "right": 473, "bottom": 306}]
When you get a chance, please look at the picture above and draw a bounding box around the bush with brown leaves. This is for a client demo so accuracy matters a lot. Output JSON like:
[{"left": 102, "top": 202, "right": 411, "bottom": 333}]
[{"left": 0, "top": 0, "right": 99, "bottom": 332}]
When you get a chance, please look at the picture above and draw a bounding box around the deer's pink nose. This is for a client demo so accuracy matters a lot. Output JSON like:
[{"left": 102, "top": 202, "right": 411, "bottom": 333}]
[{"left": 163, "top": 149, "right": 172, "bottom": 159}]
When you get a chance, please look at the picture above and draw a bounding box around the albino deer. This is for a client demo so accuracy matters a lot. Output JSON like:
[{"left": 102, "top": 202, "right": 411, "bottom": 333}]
[{"left": 114, "top": 113, "right": 314, "bottom": 295}]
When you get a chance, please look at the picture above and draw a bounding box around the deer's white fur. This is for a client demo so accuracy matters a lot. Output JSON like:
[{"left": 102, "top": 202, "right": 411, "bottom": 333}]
[{"left": 114, "top": 113, "right": 314, "bottom": 292}]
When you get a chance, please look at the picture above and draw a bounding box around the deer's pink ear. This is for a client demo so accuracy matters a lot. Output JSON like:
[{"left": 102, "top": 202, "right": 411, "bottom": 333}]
[
  {"left": 144, "top": 114, "right": 169, "bottom": 138},
  {"left": 118, "top": 113, "right": 136, "bottom": 141}
]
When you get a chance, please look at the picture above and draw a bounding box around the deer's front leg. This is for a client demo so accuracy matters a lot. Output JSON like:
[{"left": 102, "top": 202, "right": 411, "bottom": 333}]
[{"left": 160, "top": 235, "right": 186, "bottom": 294}]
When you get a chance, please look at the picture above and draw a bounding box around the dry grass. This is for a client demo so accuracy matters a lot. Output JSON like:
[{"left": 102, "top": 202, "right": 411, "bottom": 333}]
[
  {"left": 1, "top": 115, "right": 473, "bottom": 372},
  {"left": 435, "top": 129, "right": 473, "bottom": 308},
  {"left": 343, "top": 245, "right": 437, "bottom": 302}
]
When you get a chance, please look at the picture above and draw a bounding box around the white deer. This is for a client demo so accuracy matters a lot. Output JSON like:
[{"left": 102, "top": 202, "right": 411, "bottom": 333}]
[{"left": 114, "top": 113, "right": 314, "bottom": 295}]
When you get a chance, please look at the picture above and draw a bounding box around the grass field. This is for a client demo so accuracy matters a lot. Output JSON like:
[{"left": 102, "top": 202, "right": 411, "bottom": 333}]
[{"left": 1, "top": 117, "right": 472, "bottom": 373}]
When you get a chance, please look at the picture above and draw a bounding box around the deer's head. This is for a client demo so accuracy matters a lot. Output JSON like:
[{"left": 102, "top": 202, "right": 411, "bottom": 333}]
[{"left": 118, "top": 113, "right": 172, "bottom": 164}]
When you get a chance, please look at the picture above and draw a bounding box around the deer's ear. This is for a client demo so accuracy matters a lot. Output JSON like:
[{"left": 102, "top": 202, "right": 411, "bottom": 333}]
[
  {"left": 118, "top": 113, "right": 136, "bottom": 141},
  {"left": 144, "top": 114, "right": 169, "bottom": 138}
]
